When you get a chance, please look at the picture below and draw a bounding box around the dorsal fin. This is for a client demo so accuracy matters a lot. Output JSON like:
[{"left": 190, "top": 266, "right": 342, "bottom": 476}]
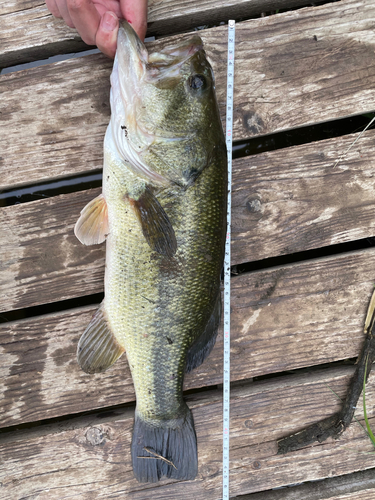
[
  {"left": 74, "top": 194, "right": 109, "bottom": 246},
  {"left": 77, "top": 302, "right": 125, "bottom": 374}
]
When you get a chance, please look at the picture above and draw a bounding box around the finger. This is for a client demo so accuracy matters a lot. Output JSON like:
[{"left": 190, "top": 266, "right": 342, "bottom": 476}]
[
  {"left": 55, "top": 0, "right": 75, "bottom": 27},
  {"left": 96, "top": 11, "right": 119, "bottom": 59},
  {"left": 120, "top": 0, "right": 148, "bottom": 41},
  {"left": 67, "top": 0, "right": 101, "bottom": 45},
  {"left": 46, "top": 0, "right": 62, "bottom": 18},
  {"left": 94, "top": 0, "right": 122, "bottom": 19}
]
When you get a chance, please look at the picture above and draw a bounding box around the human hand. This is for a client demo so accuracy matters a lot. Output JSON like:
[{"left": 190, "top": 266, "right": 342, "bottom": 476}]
[{"left": 45, "top": 0, "right": 148, "bottom": 58}]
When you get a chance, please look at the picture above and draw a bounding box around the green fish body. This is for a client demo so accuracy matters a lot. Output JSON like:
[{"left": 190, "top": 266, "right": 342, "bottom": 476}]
[{"left": 74, "top": 22, "right": 227, "bottom": 483}]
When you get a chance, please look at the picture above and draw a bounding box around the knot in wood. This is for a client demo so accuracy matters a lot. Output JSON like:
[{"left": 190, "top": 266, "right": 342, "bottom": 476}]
[
  {"left": 243, "top": 112, "right": 265, "bottom": 135},
  {"left": 246, "top": 198, "right": 262, "bottom": 213},
  {"left": 199, "top": 464, "right": 219, "bottom": 479},
  {"left": 85, "top": 427, "right": 104, "bottom": 446}
]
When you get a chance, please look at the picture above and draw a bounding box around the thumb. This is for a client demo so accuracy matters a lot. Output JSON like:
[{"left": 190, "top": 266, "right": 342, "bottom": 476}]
[{"left": 96, "top": 11, "right": 119, "bottom": 58}]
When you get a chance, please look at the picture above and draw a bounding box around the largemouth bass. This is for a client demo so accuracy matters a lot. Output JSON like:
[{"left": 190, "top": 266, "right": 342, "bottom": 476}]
[{"left": 74, "top": 21, "right": 227, "bottom": 483}]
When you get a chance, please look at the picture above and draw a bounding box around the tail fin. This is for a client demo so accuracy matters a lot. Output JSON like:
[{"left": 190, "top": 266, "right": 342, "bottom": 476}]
[{"left": 131, "top": 404, "right": 197, "bottom": 483}]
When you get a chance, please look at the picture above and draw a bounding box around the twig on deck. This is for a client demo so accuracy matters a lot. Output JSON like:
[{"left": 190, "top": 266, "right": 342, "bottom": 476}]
[
  {"left": 137, "top": 447, "right": 177, "bottom": 470},
  {"left": 277, "top": 288, "right": 375, "bottom": 454},
  {"left": 333, "top": 116, "right": 375, "bottom": 168}
]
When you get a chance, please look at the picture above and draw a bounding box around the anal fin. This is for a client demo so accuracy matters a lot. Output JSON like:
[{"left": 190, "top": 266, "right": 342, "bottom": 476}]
[
  {"left": 77, "top": 302, "right": 125, "bottom": 374},
  {"left": 129, "top": 186, "right": 177, "bottom": 258},
  {"left": 74, "top": 193, "right": 109, "bottom": 246},
  {"left": 185, "top": 290, "right": 221, "bottom": 373}
]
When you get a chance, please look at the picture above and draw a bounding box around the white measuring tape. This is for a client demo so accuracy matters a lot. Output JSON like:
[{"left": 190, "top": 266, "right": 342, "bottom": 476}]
[{"left": 222, "top": 19, "right": 235, "bottom": 500}]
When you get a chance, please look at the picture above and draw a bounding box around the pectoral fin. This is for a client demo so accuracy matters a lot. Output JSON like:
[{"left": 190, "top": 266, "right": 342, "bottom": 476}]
[
  {"left": 77, "top": 302, "right": 125, "bottom": 374},
  {"left": 129, "top": 187, "right": 177, "bottom": 258},
  {"left": 74, "top": 194, "right": 109, "bottom": 245}
]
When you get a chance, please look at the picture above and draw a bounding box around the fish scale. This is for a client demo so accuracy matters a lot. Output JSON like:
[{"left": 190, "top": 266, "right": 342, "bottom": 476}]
[{"left": 104, "top": 157, "right": 225, "bottom": 419}]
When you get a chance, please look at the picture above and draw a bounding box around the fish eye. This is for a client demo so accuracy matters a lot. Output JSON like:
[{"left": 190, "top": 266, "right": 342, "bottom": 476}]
[{"left": 188, "top": 74, "right": 206, "bottom": 90}]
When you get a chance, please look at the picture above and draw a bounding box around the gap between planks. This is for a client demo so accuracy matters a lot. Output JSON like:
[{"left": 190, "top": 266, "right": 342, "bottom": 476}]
[
  {"left": 2, "top": 129, "right": 375, "bottom": 312},
  {"left": 231, "top": 467, "right": 375, "bottom": 499},
  {"left": 0, "top": 0, "right": 320, "bottom": 68},
  {"left": 1, "top": 366, "right": 375, "bottom": 499},
  {"left": 1, "top": 2, "right": 375, "bottom": 497},
  {"left": 2, "top": 244, "right": 375, "bottom": 427},
  {"left": 2, "top": 0, "right": 375, "bottom": 190}
]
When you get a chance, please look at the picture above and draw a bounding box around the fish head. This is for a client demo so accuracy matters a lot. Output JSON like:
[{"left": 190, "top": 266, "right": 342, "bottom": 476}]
[{"left": 109, "top": 22, "right": 225, "bottom": 187}]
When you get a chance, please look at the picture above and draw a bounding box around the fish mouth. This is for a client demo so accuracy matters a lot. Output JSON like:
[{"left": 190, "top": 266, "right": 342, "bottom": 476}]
[
  {"left": 117, "top": 20, "right": 204, "bottom": 87},
  {"left": 116, "top": 21, "right": 149, "bottom": 85},
  {"left": 115, "top": 22, "right": 204, "bottom": 100}
]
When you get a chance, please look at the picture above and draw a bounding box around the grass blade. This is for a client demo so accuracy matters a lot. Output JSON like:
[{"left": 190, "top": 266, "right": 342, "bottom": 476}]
[{"left": 363, "top": 355, "right": 375, "bottom": 448}]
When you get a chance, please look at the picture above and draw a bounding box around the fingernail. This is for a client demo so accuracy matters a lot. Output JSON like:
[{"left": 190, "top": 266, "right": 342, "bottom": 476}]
[{"left": 102, "top": 12, "right": 117, "bottom": 32}]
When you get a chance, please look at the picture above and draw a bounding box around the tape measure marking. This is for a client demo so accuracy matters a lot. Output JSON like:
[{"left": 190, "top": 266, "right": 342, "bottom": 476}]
[{"left": 223, "top": 19, "right": 235, "bottom": 500}]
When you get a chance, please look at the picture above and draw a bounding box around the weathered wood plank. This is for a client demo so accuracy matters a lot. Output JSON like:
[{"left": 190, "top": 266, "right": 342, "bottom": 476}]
[
  {"left": 2, "top": 247, "right": 375, "bottom": 427},
  {"left": 2, "top": 0, "right": 375, "bottom": 190},
  {"left": 325, "top": 493, "right": 375, "bottom": 500},
  {"left": 232, "top": 129, "right": 375, "bottom": 264},
  {"left": 1, "top": 366, "right": 375, "bottom": 499},
  {"left": 2, "top": 130, "right": 375, "bottom": 312},
  {"left": 0, "top": 0, "right": 314, "bottom": 68},
  {"left": 1, "top": 189, "right": 105, "bottom": 312},
  {"left": 241, "top": 491, "right": 375, "bottom": 500},
  {"left": 0, "top": 4, "right": 84, "bottom": 70},
  {"left": 0, "top": 54, "right": 112, "bottom": 191},
  {"left": 233, "top": 468, "right": 375, "bottom": 499}
]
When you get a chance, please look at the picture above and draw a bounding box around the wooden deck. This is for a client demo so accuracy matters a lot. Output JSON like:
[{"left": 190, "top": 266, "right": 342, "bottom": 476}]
[{"left": 2, "top": 0, "right": 375, "bottom": 498}]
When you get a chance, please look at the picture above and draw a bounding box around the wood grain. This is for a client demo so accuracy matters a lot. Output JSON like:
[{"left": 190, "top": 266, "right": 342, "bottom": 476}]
[
  {"left": 2, "top": 0, "right": 375, "bottom": 190},
  {"left": 234, "top": 469, "right": 375, "bottom": 499},
  {"left": 0, "top": 0, "right": 314, "bottom": 68},
  {"left": 0, "top": 54, "right": 112, "bottom": 191},
  {"left": 244, "top": 492, "right": 375, "bottom": 500},
  {"left": 232, "top": 129, "right": 375, "bottom": 264},
  {"left": 0, "top": 189, "right": 105, "bottom": 313},
  {"left": 0, "top": 4, "right": 84, "bottom": 70},
  {"left": 2, "top": 2, "right": 375, "bottom": 498},
  {"left": 2, "top": 246, "right": 375, "bottom": 427},
  {"left": 3, "top": 129, "right": 375, "bottom": 312},
  {"left": 1, "top": 366, "right": 375, "bottom": 499}
]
